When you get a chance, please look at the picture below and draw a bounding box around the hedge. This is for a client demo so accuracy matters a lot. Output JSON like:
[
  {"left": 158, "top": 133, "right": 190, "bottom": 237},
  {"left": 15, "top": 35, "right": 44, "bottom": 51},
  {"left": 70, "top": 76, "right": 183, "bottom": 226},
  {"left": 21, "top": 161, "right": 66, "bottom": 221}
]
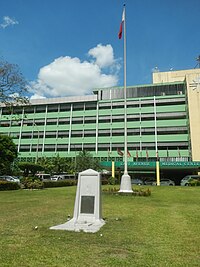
[
  {"left": 43, "top": 179, "right": 77, "bottom": 188},
  {"left": 0, "top": 180, "right": 20, "bottom": 191},
  {"left": 189, "top": 179, "right": 200, "bottom": 186}
]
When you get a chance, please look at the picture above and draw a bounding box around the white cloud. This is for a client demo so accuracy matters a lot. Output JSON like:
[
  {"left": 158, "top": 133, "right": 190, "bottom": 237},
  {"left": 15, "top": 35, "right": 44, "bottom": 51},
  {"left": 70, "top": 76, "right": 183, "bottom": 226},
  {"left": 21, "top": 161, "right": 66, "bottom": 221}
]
[
  {"left": 30, "top": 94, "right": 46, "bottom": 100},
  {"left": 88, "top": 44, "right": 115, "bottom": 68},
  {"left": 0, "top": 16, "right": 19, "bottom": 29},
  {"left": 30, "top": 44, "right": 120, "bottom": 99}
]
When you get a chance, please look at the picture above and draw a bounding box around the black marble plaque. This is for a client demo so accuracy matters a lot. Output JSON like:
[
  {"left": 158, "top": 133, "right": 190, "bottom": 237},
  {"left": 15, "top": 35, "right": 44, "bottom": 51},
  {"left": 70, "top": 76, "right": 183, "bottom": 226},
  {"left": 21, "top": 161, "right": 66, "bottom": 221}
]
[{"left": 80, "top": 196, "right": 95, "bottom": 214}]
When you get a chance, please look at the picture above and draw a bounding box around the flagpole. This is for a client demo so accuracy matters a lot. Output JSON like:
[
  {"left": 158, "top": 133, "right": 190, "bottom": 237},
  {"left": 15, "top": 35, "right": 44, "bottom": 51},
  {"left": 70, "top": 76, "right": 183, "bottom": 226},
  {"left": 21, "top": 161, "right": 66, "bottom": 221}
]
[
  {"left": 124, "top": 4, "right": 128, "bottom": 175},
  {"left": 119, "top": 4, "right": 133, "bottom": 193}
]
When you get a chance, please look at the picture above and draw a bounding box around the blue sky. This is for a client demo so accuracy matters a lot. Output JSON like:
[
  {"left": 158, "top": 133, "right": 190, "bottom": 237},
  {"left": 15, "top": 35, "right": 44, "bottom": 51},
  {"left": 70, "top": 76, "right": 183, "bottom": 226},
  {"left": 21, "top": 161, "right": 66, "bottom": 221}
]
[{"left": 0, "top": 0, "right": 200, "bottom": 98}]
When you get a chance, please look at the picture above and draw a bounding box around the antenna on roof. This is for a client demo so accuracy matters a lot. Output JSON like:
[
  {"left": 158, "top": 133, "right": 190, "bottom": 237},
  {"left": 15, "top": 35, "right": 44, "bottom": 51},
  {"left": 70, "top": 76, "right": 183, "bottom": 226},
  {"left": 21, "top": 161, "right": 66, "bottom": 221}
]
[
  {"left": 194, "top": 55, "right": 200, "bottom": 68},
  {"left": 152, "top": 66, "right": 160, "bottom": 73}
]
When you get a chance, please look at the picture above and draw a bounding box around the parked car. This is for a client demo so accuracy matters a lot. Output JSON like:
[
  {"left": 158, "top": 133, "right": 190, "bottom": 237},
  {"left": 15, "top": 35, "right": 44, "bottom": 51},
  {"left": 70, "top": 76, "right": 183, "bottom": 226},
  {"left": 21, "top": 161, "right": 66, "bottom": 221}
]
[
  {"left": 144, "top": 179, "right": 155, "bottom": 185},
  {"left": 0, "top": 175, "right": 20, "bottom": 184},
  {"left": 152, "top": 179, "right": 175, "bottom": 186},
  {"left": 50, "top": 174, "right": 76, "bottom": 181},
  {"left": 131, "top": 179, "right": 144, "bottom": 185},
  {"left": 51, "top": 175, "right": 65, "bottom": 181},
  {"left": 180, "top": 175, "right": 200, "bottom": 186},
  {"left": 35, "top": 173, "right": 51, "bottom": 180}
]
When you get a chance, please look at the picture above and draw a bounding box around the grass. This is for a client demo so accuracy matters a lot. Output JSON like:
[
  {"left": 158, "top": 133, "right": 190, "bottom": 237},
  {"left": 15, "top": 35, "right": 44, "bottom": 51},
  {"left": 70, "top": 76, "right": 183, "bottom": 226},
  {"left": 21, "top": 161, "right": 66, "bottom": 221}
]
[{"left": 0, "top": 186, "right": 199, "bottom": 267}]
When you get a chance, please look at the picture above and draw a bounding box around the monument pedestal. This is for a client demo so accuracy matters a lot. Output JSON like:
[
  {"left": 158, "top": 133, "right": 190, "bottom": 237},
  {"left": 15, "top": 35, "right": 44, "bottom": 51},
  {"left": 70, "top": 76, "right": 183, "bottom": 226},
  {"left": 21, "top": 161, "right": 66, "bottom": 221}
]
[
  {"left": 50, "top": 169, "right": 105, "bottom": 233},
  {"left": 118, "top": 173, "right": 133, "bottom": 193},
  {"left": 50, "top": 218, "right": 105, "bottom": 233}
]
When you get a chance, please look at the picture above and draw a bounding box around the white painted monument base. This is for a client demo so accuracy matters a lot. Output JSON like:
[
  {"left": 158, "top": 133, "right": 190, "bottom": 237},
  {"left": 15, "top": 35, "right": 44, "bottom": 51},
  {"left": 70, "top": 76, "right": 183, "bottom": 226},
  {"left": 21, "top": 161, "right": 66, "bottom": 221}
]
[
  {"left": 50, "top": 218, "right": 105, "bottom": 233},
  {"left": 50, "top": 169, "right": 105, "bottom": 233},
  {"left": 118, "top": 173, "right": 133, "bottom": 193}
]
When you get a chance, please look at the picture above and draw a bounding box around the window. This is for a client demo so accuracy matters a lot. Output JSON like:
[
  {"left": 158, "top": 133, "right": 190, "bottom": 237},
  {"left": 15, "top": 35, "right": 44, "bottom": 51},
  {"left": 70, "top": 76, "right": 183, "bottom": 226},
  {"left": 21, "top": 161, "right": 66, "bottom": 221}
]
[
  {"left": 58, "top": 118, "right": 69, "bottom": 125},
  {"left": 24, "top": 106, "right": 34, "bottom": 114},
  {"left": 84, "top": 117, "right": 96, "bottom": 124},
  {"left": 46, "top": 119, "right": 57, "bottom": 125},
  {"left": 35, "top": 105, "right": 46, "bottom": 113},
  {"left": 85, "top": 102, "right": 96, "bottom": 110},
  {"left": 19, "top": 145, "right": 30, "bottom": 152},
  {"left": 60, "top": 104, "right": 71, "bottom": 112},
  {"left": 57, "top": 131, "right": 69, "bottom": 138},
  {"left": 0, "top": 121, "right": 10, "bottom": 127},
  {"left": 45, "top": 131, "right": 57, "bottom": 138},
  {"left": 57, "top": 144, "right": 68, "bottom": 151},
  {"left": 71, "top": 130, "right": 83, "bottom": 137},
  {"left": 73, "top": 103, "right": 84, "bottom": 111},
  {"left": 84, "top": 130, "right": 96, "bottom": 137},
  {"left": 44, "top": 144, "right": 55, "bottom": 151},
  {"left": 47, "top": 105, "right": 58, "bottom": 112}
]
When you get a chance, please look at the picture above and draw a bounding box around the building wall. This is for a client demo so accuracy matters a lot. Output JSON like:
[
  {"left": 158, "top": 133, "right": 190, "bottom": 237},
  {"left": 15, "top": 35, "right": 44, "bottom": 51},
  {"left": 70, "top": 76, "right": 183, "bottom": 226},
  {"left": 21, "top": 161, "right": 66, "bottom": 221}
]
[
  {"left": 153, "top": 68, "right": 200, "bottom": 161},
  {"left": 0, "top": 82, "right": 189, "bottom": 162}
]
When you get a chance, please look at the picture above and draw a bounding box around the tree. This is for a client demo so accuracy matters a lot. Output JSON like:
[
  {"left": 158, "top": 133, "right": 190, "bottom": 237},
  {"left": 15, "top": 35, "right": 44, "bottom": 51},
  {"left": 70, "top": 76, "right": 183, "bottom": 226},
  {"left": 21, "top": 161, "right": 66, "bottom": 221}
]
[
  {"left": 18, "top": 162, "right": 44, "bottom": 177},
  {"left": 0, "top": 134, "right": 18, "bottom": 175},
  {"left": 76, "top": 150, "right": 101, "bottom": 172},
  {"left": 0, "top": 60, "right": 29, "bottom": 105},
  {"left": 37, "top": 156, "right": 74, "bottom": 175}
]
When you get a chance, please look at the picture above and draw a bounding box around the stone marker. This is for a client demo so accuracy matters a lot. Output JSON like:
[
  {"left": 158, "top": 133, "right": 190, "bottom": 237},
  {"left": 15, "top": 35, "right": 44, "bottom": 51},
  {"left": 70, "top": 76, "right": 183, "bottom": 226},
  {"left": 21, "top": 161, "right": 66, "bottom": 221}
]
[{"left": 50, "top": 169, "right": 105, "bottom": 233}]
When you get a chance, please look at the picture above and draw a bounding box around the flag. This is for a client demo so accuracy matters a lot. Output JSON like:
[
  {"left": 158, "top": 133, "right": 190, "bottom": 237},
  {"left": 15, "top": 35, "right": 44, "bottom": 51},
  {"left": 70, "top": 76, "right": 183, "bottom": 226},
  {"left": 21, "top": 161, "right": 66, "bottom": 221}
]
[
  {"left": 118, "top": 6, "right": 125, "bottom": 39},
  {"left": 117, "top": 148, "right": 124, "bottom": 156},
  {"left": 108, "top": 149, "right": 111, "bottom": 158},
  {"left": 156, "top": 151, "right": 159, "bottom": 161},
  {"left": 136, "top": 148, "right": 138, "bottom": 161},
  {"left": 167, "top": 147, "right": 169, "bottom": 158},
  {"left": 127, "top": 150, "right": 131, "bottom": 157},
  {"left": 177, "top": 147, "right": 181, "bottom": 158},
  {"left": 146, "top": 149, "right": 148, "bottom": 158}
]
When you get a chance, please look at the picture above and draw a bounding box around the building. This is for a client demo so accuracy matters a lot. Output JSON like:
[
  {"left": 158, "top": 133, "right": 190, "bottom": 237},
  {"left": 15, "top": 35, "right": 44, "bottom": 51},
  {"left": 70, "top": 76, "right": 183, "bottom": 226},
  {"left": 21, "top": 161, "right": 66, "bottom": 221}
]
[{"left": 1, "top": 68, "right": 200, "bottom": 182}]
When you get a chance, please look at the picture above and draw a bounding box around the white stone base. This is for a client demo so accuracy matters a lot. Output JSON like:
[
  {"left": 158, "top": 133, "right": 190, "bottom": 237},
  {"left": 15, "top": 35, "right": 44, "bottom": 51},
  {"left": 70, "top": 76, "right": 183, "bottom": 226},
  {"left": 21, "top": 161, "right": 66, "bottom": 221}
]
[
  {"left": 119, "top": 173, "right": 133, "bottom": 193},
  {"left": 50, "top": 218, "right": 105, "bottom": 233}
]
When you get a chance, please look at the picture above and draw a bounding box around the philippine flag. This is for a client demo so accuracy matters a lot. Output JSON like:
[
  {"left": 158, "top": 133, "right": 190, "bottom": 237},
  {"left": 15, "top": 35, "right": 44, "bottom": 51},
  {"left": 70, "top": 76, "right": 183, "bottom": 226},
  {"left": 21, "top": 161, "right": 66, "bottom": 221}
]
[{"left": 118, "top": 7, "right": 125, "bottom": 39}]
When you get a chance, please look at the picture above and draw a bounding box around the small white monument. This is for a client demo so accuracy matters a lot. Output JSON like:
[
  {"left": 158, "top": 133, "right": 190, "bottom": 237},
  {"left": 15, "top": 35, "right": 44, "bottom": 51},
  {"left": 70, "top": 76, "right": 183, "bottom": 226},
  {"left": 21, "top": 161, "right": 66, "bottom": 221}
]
[{"left": 50, "top": 169, "right": 105, "bottom": 233}]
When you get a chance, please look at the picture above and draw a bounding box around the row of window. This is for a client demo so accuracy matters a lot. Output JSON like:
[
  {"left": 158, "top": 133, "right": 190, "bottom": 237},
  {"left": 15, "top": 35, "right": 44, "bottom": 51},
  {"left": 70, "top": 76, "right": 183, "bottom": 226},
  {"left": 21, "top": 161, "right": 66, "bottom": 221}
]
[
  {"left": 1, "top": 102, "right": 98, "bottom": 115},
  {"left": 18, "top": 156, "right": 190, "bottom": 163},
  {"left": 99, "top": 84, "right": 185, "bottom": 100},
  {"left": 99, "top": 98, "right": 185, "bottom": 109},
  {"left": 0, "top": 111, "right": 187, "bottom": 127},
  {"left": 2, "top": 126, "right": 188, "bottom": 139},
  {"left": 19, "top": 143, "right": 188, "bottom": 153},
  {"left": 1, "top": 94, "right": 185, "bottom": 115}
]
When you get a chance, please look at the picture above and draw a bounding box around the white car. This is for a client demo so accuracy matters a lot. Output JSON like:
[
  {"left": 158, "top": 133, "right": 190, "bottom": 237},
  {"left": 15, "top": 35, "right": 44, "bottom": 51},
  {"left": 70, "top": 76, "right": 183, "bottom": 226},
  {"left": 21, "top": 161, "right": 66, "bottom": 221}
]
[
  {"left": 0, "top": 176, "right": 20, "bottom": 184},
  {"left": 152, "top": 179, "right": 175, "bottom": 186},
  {"left": 51, "top": 175, "right": 65, "bottom": 181}
]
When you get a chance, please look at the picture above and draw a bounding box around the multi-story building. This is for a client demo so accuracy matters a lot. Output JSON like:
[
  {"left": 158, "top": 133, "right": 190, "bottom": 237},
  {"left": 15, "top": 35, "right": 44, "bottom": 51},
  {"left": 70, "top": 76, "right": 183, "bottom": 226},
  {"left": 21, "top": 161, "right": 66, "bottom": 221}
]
[{"left": 1, "top": 68, "right": 200, "bottom": 181}]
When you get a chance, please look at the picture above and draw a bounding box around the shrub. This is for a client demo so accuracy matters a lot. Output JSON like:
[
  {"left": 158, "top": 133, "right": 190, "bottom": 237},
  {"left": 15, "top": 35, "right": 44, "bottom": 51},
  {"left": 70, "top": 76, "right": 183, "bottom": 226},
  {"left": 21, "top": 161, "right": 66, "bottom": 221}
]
[
  {"left": 103, "top": 186, "right": 151, "bottom": 196},
  {"left": 0, "top": 180, "right": 20, "bottom": 191},
  {"left": 108, "top": 176, "right": 117, "bottom": 185},
  {"left": 189, "top": 179, "right": 200, "bottom": 186},
  {"left": 43, "top": 179, "right": 77, "bottom": 188},
  {"left": 101, "top": 179, "right": 109, "bottom": 185},
  {"left": 133, "top": 188, "right": 151, "bottom": 196},
  {"left": 21, "top": 177, "right": 44, "bottom": 190}
]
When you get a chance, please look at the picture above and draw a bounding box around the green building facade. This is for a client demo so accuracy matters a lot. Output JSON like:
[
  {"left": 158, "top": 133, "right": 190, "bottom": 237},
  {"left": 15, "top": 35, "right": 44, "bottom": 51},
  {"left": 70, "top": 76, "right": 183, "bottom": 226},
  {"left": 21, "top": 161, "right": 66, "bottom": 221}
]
[{"left": 0, "top": 81, "right": 189, "bottom": 164}]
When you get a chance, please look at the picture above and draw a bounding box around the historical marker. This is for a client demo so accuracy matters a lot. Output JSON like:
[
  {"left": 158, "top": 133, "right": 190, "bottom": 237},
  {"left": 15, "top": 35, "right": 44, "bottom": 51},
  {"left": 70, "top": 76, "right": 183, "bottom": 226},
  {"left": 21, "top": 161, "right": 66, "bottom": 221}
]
[{"left": 50, "top": 169, "right": 105, "bottom": 233}]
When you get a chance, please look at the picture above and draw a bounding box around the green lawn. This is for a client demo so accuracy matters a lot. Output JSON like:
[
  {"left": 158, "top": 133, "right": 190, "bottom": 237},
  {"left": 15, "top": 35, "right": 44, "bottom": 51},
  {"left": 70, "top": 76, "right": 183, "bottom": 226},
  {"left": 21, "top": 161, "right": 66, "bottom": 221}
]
[{"left": 0, "top": 186, "right": 199, "bottom": 267}]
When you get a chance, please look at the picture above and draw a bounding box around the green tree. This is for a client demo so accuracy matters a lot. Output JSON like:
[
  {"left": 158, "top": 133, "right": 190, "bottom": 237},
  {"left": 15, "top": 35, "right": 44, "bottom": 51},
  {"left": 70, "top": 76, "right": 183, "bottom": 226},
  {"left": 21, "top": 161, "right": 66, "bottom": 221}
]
[
  {"left": 54, "top": 156, "right": 73, "bottom": 174},
  {"left": 0, "top": 60, "right": 28, "bottom": 105},
  {"left": 0, "top": 135, "right": 18, "bottom": 175},
  {"left": 37, "top": 156, "right": 73, "bottom": 175},
  {"left": 18, "top": 162, "right": 44, "bottom": 177},
  {"left": 76, "top": 150, "right": 101, "bottom": 172}
]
